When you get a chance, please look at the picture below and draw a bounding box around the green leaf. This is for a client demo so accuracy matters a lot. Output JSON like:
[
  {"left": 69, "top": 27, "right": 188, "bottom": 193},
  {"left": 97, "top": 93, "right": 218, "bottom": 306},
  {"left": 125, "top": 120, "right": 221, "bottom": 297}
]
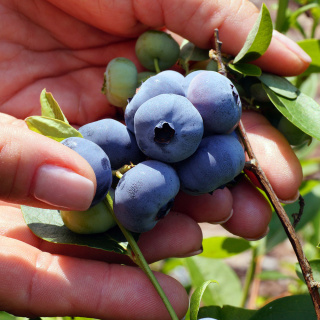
[
  {"left": 259, "top": 73, "right": 298, "bottom": 99},
  {"left": 183, "top": 256, "right": 242, "bottom": 307},
  {"left": 0, "top": 312, "right": 16, "bottom": 320},
  {"left": 200, "top": 236, "right": 251, "bottom": 259},
  {"left": 40, "top": 88, "right": 69, "bottom": 123},
  {"left": 180, "top": 41, "right": 209, "bottom": 62},
  {"left": 299, "top": 73, "right": 319, "bottom": 99},
  {"left": 298, "top": 39, "right": 320, "bottom": 75},
  {"left": 198, "top": 305, "right": 256, "bottom": 320},
  {"left": 264, "top": 86, "right": 320, "bottom": 141},
  {"left": 249, "top": 295, "right": 316, "bottom": 319},
  {"left": 266, "top": 180, "right": 320, "bottom": 252},
  {"left": 228, "top": 63, "right": 262, "bottom": 77},
  {"left": 21, "top": 205, "right": 137, "bottom": 255},
  {"left": 25, "top": 116, "right": 83, "bottom": 142},
  {"left": 233, "top": 4, "right": 273, "bottom": 64},
  {"left": 257, "top": 270, "right": 294, "bottom": 281},
  {"left": 296, "top": 259, "right": 320, "bottom": 284},
  {"left": 275, "top": 0, "right": 289, "bottom": 32},
  {"left": 190, "top": 280, "right": 217, "bottom": 320}
]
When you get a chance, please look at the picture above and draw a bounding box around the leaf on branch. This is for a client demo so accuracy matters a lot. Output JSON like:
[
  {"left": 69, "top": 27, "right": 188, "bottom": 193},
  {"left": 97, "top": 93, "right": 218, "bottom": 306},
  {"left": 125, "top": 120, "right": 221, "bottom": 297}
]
[
  {"left": 190, "top": 280, "right": 217, "bottom": 320},
  {"left": 228, "top": 63, "right": 262, "bottom": 77},
  {"left": 198, "top": 305, "right": 256, "bottom": 320},
  {"left": 180, "top": 41, "right": 209, "bottom": 62},
  {"left": 233, "top": 3, "right": 273, "bottom": 64},
  {"left": 259, "top": 73, "right": 298, "bottom": 99},
  {"left": 25, "top": 116, "right": 83, "bottom": 142},
  {"left": 40, "top": 88, "right": 69, "bottom": 123},
  {"left": 298, "top": 39, "right": 320, "bottom": 75},
  {"left": 21, "top": 205, "right": 135, "bottom": 255},
  {"left": 249, "top": 295, "right": 316, "bottom": 319},
  {"left": 263, "top": 85, "right": 320, "bottom": 141},
  {"left": 200, "top": 236, "right": 251, "bottom": 259}
]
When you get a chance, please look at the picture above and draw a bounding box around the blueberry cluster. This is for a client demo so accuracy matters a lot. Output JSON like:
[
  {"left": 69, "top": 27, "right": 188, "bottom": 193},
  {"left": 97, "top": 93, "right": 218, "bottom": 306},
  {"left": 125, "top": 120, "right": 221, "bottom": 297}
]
[{"left": 61, "top": 70, "right": 245, "bottom": 234}]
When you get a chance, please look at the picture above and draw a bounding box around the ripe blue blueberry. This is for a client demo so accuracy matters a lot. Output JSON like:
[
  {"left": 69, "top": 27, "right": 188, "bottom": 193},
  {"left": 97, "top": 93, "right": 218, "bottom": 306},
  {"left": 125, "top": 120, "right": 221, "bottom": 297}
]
[
  {"left": 187, "top": 71, "right": 242, "bottom": 135},
  {"left": 79, "top": 119, "right": 144, "bottom": 170},
  {"left": 113, "top": 160, "right": 180, "bottom": 233},
  {"left": 61, "top": 137, "right": 112, "bottom": 207},
  {"left": 125, "top": 70, "right": 185, "bottom": 133},
  {"left": 176, "top": 134, "right": 245, "bottom": 195},
  {"left": 182, "top": 70, "right": 205, "bottom": 95},
  {"left": 134, "top": 94, "right": 204, "bottom": 163}
]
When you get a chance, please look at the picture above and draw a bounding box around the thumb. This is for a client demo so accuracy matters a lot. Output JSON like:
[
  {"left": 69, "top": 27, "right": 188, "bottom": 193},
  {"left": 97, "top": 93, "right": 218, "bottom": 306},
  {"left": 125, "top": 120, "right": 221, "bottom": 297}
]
[{"left": 0, "top": 116, "right": 96, "bottom": 210}]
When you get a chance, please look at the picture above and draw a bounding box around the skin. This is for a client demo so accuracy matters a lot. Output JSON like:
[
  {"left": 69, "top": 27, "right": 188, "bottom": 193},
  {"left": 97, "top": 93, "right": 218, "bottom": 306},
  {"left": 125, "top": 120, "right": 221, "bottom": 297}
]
[{"left": 0, "top": 0, "right": 308, "bottom": 319}]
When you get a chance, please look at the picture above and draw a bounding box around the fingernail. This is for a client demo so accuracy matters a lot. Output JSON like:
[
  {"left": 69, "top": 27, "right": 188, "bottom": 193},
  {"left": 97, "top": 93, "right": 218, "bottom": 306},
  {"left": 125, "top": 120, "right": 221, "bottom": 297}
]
[
  {"left": 176, "top": 246, "right": 203, "bottom": 258},
  {"left": 33, "top": 164, "right": 95, "bottom": 210},
  {"left": 279, "top": 190, "right": 300, "bottom": 204},
  {"left": 273, "top": 30, "right": 312, "bottom": 63},
  {"left": 243, "top": 227, "right": 270, "bottom": 241},
  {"left": 214, "top": 209, "right": 234, "bottom": 224}
]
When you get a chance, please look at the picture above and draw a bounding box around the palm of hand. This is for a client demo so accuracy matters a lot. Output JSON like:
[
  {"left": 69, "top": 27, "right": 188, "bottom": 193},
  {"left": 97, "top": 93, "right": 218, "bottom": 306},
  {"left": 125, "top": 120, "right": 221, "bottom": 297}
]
[{"left": 0, "top": 0, "right": 148, "bottom": 125}]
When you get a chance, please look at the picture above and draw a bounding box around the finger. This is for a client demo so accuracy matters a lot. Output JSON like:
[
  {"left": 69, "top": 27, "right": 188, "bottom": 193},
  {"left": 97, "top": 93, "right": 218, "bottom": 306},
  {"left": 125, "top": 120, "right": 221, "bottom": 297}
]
[
  {"left": 0, "top": 205, "right": 203, "bottom": 263},
  {"left": 242, "top": 111, "right": 303, "bottom": 203},
  {"left": 49, "top": 0, "right": 310, "bottom": 76},
  {"left": 0, "top": 236, "right": 188, "bottom": 320},
  {"left": 0, "top": 122, "right": 97, "bottom": 210},
  {"left": 139, "top": 0, "right": 311, "bottom": 76},
  {"left": 222, "top": 176, "right": 272, "bottom": 240},
  {"left": 173, "top": 189, "right": 233, "bottom": 224}
]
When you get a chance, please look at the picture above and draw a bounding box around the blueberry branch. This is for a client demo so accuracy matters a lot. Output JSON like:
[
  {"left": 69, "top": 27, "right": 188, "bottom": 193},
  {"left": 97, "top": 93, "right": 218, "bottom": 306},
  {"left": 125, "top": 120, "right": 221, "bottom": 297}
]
[
  {"left": 104, "top": 196, "right": 179, "bottom": 320},
  {"left": 213, "top": 28, "right": 320, "bottom": 318}
]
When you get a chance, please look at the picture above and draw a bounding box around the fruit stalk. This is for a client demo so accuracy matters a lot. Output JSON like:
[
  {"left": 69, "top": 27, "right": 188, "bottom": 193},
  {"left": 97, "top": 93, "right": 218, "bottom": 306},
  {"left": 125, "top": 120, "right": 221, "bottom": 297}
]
[
  {"left": 213, "top": 29, "right": 320, "bottom": 318},
  {"left": 105, "top": 197, "right": 179, "bottom": 320}
]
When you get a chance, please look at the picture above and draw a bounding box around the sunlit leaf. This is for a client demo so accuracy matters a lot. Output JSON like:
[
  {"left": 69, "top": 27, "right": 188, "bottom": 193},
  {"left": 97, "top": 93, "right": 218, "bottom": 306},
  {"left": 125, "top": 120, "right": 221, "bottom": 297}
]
[
  {"left": 264, "top": 86, "right": 320, "bottom": 141},
  {"left": 298, "top": 39, "right": 320, "bottom": 75},
  {"left": 40, "top": 88, "right": 69, "bottom": 123},
  {"left": 183, "top": 256, "right": 242, "bottom": 307},
  {"left": 190, "top": 280, "right": 217, "bottom": 320},
  {"left": 233, "top": 4, "right": 273, "bottom": 63},
  {"left": 25, "top": 116, "right": 83, "bottom": 142},
  {"left": 200, "top": 236, "right": 251, "bottom": 259}
]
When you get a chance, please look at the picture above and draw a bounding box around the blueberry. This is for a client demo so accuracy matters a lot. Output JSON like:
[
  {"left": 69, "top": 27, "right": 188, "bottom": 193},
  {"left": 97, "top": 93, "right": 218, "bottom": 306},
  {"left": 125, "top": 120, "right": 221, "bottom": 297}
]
[
  {"left": 176, "top": 134, "right": 245, "bottom": 195},
  {"left": 113, "top": 160, "right": 180, "bottom": 233},
  {"left": 182, "top": 70, "right": 205, "bottom": 95},
  {"left": 124, "top": 70, "right": 185, "bottom": 133},
  {"left": 79, "top": 119, "right": 144, "bottom": 170},
  {"left": 60, "top": 201, "right": 116, "bottom": 234},
  {"left": 187, "top": 71, "right": 242, "bottom": 135},
  {"left": 102, "top": 57, "right": 138, "bottom": 109},
  {"left": 134, "top": 94, "right": 204, "bottom": 163},
  {"left": 135, "top": 30, "right": 180, "bottom": 72},
  {"left": 61, "top": 137, "right": 112, "bottom": 207}
]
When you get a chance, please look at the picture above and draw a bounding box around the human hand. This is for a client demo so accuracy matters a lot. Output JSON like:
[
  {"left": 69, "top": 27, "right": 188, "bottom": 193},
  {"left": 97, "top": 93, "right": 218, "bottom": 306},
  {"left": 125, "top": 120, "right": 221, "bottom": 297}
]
[{"left": 0, "top": 0, "right": 310, "bottom": 319}]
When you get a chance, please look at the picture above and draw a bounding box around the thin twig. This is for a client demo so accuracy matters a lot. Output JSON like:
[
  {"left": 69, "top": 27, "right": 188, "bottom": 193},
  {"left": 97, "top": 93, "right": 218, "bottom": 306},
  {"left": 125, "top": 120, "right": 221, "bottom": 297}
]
[
  {"left": 292, "top": 195, "right": 305, "bottom": 228},
  {"left": 240, "top": 121, "right": 320, "bottom": 318},
  {"left": 213, "top": 29, "right": 320, "bottom": 318}
]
